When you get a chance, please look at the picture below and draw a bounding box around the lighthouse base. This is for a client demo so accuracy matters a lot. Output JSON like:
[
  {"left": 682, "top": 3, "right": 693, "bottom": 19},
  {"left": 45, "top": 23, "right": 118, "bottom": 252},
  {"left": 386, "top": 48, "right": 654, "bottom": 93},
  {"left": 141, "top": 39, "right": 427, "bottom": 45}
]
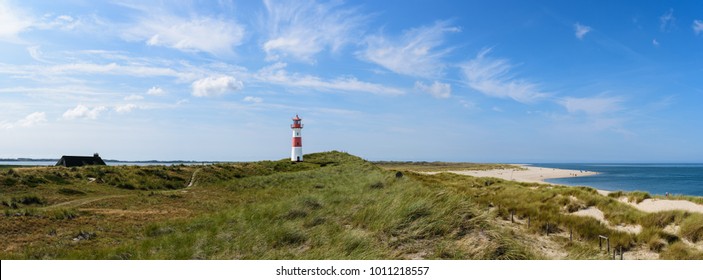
[{"left": 291, "top": 147, "right": 303, "bottom": 162}]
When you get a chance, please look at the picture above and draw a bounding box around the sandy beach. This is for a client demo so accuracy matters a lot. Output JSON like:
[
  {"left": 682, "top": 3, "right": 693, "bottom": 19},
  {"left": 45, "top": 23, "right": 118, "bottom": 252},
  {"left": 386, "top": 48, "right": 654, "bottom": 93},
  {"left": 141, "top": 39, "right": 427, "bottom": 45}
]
[
  {"left": 424, "top": 165, "right": 598, "bottom": 184},
  {"left": 425, "top": 165, "right": 703, "bottom": 214}
]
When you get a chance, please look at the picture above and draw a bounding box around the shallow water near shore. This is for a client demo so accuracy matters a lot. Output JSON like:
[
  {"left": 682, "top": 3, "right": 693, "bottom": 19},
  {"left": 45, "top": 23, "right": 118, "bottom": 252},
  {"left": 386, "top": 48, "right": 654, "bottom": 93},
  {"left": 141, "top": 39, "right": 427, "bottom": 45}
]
[{"left": 536, "top": 163, "right": 703, "bottom": 197}]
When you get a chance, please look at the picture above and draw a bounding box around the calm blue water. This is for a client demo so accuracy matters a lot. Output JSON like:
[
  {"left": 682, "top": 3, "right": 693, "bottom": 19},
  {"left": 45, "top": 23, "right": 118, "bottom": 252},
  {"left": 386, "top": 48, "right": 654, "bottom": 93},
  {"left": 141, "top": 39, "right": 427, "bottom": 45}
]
[{"left": 535, "top": 163, "right": 703, "bottom": 197}]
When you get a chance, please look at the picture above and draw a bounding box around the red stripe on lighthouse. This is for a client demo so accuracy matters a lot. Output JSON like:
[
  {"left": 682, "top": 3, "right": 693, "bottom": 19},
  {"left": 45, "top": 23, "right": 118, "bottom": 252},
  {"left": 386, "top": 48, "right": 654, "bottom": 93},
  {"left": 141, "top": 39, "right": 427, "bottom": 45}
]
[{"left": 292, "top": 137, "right": 302, "bottom": 147}]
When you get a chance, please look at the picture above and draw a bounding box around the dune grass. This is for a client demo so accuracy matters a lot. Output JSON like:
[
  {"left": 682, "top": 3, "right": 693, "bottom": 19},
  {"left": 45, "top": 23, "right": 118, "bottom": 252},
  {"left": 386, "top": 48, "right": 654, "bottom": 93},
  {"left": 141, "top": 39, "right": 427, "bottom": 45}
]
[
  {"left": 2, "top": 152, "right": 702, "bottom": 259},
  {"left": 0, "top": 151, "right": 537, "bottom": 260}
]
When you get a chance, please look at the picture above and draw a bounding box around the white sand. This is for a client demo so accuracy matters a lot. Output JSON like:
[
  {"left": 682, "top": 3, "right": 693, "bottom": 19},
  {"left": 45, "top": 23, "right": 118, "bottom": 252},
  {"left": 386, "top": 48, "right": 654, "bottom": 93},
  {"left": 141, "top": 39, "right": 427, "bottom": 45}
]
[
  {"left": 424, "top": 165, "right": 703, "bottom": 214},
  {"left": 424, "top": 165, "right": 598, "bottom": 184},
  {"left": 627, "top": 198, "right": 703, "bottom": 213}
]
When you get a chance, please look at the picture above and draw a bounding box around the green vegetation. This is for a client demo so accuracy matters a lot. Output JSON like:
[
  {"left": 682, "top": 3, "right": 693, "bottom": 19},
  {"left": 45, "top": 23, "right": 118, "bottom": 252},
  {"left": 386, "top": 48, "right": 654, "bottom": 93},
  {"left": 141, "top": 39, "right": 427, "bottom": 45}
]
[{"left": 1, "top": 153, "right": 702, "bottom": 259}]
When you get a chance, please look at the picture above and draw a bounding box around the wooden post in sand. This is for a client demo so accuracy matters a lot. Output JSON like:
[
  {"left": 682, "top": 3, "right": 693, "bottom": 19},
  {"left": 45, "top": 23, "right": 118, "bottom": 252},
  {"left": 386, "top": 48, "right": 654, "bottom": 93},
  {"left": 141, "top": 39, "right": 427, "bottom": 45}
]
[
  {"left": 569, "top": 227, "right": 573, "bottom": 242},
  {"left": 620, "top": 246, "right": 623, "bottom": 260},
  {"left": 598, "top": 235, "right": 608, "bottom": 252},
  {"left": 546, "top": 223, "right": 550, "bottom": 236},
  {"left": 607, "top": 238, "right": 610, "bottom": 254},
  {"left": 511, "top": 211, "right": 514, "bottom": 223}
]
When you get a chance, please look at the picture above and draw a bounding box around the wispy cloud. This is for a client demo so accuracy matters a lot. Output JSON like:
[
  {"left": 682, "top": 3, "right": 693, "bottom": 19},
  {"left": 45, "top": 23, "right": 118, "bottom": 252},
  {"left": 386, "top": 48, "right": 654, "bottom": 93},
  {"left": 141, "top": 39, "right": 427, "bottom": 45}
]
[
  {"left": 660, "top": 9, "right": 675, "bottom": 32},
  {"left": 359, "top": 21, "right": 459, "bottom": 78},
  {"left": 574, "top": 23, "right": 591, "bottom": 40},
  {"left": 243, "top": 96, "right": 263, "bottom": 103},
  {"left": 262, "top": 0, "right": 364, "bottom": 62},
  {"left": 414, "top": 81, "right": 451, "bottom": 99},
  {"left": 0, "top": 0, "right": 33, "bottom": 42},
  {"left": 191, "top": 76, "right": 243, "bottom": 97},
  {"left": 559, "top": 95, "right": 624, "bottom": 115},
  {"left": 62, "top": 104, "right": 106, "bottom": 120},
  {"left": 460, "top": 49, "right": 547, "bottom": 103},
  {"left": 0, "top": 112, "right": 47, "bottom": 129},
  {"left": 146, "top": 86, "right": 166, "bottom": 96},
  {"left": 115, "top": 104, "right": 139, "bottom": 113},
  {"left": 256, "top": 63, "right": 404, "bottom": 95},
  {"left": 652, "top": 39, "right": 660, "bottom": 47},
  {"left": 124, "top": 94, "right": 144, "bottom": 101},
  {"left": 693, "top": 20, "right": 703, "bottom": 35},
  {"left": 124, "top": 14, "right": 245, "bottom": 55}
]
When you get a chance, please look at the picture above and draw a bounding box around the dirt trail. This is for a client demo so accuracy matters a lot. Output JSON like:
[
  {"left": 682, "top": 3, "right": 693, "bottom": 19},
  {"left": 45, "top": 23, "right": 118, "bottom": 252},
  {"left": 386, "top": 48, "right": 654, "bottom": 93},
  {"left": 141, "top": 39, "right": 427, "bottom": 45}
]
[{"left": 43, "top": 195, "right": 128, "bottom": 210}]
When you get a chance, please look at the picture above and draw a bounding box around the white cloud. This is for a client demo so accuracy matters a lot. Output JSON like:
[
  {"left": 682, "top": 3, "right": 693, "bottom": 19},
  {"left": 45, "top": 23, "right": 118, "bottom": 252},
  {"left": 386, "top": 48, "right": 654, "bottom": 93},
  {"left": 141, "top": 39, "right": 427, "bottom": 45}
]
[
  {"left": 124, "top": 94, "right": 144, "bottom": 101},
  {"left": 0, "top": 0, "right": 33, "bottom": 42},
  {"left": 359, "top": 21, "right": 459, "bottom": 78},
  {"left": 243, "top": 96, "right": 263, "bottom": 103},
  {"left": 191, "top": 76, "right": 243, "bottom": 97},
  {"left": 146, "top": 86, "right": 166, "bottom": 96},
  {"left": 262, "top": 0, "right": 364, "bottom": 62},
  {"left": 257, "top": 62, "right": 403, "bottom": 95},
  {"left": 652, "top": 39, "right": 660, "bottom": 47},
  {"left": 124, "top": 14, "right": 245, "bottom": 55},
  {"left": 693, "top": 20, "right": 703, "bottom": 35},
  {"left": 62, "top": 104, "right": 106, "bottom": 120},
  {"left": 660, "top": 9, "right": 675, "bottom": 32},
  {"left": 574, "top": 23, "right": 592, "bottom": 40},
  {"left": 36, "top": 14, "right": 81, "bottom": 31},
  {"left": 27, "top": 45, "right": 51, "bottom": 63},
  {"left": 115, "top": 104, "right": 138, "bottom": 113},
  {"left": 414, "top": 81, "right": 451, "bottom": 99},
  {"left": 461, "top": 49, "right": 547, "bottom": 103},
  {"left": 1, "top": 112, "right": 47, "bottom": 129},
  {"left": 559, "top": 96, "right": 623, "bottom": 115}
]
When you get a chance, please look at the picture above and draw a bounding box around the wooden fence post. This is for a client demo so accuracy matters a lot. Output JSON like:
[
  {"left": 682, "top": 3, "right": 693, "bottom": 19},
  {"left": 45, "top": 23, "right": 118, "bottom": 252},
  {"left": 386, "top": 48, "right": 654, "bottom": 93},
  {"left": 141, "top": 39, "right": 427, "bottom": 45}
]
[
  {"left": 546, "top": 223, "right": 550, "bottom": 236},
  {"left": 511, "top": 211, "right": 514, "bottom": 223},
  {"left": 607, "top": 238, "right": 610, "bottom": 254},
  {"left": 620, "top": 246, "right": 623, "bottom": 260},
  {"left": 599, "top": 237, "right": 602, "bottom": 250},
  {"left": 569, "top": 227, "right": 573, "bottom": 242}
]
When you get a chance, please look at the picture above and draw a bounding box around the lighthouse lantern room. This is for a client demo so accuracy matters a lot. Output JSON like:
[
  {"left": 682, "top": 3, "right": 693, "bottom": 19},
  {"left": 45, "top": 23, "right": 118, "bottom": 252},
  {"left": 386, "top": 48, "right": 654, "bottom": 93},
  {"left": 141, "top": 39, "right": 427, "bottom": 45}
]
[{"left": 291, "top": 115, "right": 303, "bottom": 162}]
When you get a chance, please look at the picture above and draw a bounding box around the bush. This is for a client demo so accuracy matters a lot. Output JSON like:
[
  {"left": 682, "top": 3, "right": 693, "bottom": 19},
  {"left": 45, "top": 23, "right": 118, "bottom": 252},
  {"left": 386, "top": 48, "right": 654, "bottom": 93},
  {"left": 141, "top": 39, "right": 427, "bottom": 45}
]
[{"left": 58, "top": 188, "right": 86, "bottom": 196}]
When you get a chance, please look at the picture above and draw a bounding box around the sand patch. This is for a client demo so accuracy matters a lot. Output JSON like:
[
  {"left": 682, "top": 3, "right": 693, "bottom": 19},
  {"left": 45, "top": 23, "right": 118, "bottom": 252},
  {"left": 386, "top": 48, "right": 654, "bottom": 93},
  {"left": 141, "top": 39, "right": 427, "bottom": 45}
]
[
  {"left": 571, "top": 207, "right": 641, "bottom": 234},
  {"left": 627, "top": 199, "right": 703, "bottom": 214}
]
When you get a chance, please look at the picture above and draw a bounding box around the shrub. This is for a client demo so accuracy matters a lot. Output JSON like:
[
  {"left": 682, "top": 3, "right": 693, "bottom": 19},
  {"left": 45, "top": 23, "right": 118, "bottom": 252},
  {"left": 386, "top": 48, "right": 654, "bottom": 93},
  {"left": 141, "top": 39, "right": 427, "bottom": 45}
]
[
  {"left": 51, "top": 209, "right": 78, "bottom": 220},
  {"left": 58, "top": 188, "right": 86, "bottom": 196},
  {"left": 17, "top": 195, "right": 46, "bottom": 205}
]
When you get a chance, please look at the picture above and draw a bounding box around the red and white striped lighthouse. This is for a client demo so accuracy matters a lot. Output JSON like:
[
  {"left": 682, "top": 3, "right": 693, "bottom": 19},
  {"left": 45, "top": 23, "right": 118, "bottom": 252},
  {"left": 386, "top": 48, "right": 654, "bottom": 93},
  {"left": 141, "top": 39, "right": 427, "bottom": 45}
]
[{"left": 291, "top": 114, "right": 303, "bottom": 162}]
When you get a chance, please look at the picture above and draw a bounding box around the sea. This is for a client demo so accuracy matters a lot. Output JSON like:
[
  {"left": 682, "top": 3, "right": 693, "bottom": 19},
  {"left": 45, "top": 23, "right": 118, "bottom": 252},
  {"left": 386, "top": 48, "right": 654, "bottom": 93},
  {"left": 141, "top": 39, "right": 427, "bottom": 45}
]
[{"left": 534, "top": 163, "right": 703, "bottom": 197}]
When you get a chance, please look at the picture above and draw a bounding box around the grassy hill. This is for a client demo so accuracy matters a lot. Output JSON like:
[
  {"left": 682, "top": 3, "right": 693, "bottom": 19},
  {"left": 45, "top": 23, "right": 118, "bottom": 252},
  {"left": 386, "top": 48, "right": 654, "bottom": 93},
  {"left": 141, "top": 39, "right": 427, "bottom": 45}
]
[{"left": 1, "top": 151, "right": 701, "bottom": 259}]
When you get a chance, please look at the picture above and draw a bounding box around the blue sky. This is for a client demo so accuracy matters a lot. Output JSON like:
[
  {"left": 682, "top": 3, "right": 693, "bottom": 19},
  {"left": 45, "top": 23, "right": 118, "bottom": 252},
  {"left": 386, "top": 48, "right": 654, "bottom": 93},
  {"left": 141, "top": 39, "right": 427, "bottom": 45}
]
[{"left": 1, "top": 0, "right": 702, "bottom": 162}]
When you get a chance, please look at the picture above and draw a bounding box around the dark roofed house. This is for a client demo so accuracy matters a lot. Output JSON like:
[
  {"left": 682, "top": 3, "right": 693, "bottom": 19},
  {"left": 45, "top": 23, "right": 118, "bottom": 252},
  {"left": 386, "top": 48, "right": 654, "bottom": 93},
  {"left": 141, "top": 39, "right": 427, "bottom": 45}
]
[{"left": 56, "top": 153, "right": 107, "bottom": 167}]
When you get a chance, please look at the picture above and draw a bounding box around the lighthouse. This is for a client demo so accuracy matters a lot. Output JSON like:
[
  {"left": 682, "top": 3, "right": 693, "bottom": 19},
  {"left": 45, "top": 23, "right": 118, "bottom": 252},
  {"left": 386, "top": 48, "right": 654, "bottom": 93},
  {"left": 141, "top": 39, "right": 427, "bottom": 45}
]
[{"left": 291, "top": 114, "right": 303, "bottom": 162}]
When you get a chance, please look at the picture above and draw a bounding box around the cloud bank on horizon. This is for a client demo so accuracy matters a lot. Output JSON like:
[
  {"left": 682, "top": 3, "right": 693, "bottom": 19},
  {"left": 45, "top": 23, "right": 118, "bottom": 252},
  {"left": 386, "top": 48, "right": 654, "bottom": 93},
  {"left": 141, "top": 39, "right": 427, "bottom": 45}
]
[{"left": 1, "top": 0, "right": 702, "bottom": 162}]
